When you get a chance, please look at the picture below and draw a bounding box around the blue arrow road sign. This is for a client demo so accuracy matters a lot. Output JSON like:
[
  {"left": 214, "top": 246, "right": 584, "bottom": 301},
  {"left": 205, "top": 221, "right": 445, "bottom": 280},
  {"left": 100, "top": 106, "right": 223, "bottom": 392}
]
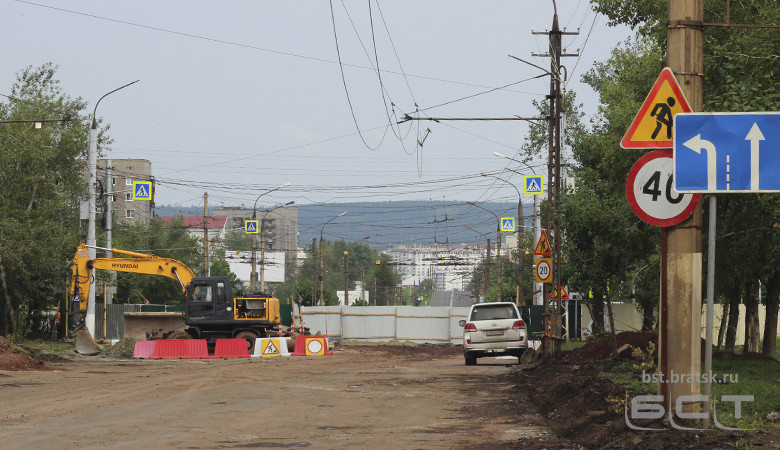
[{"left": 674, "top": 112, "right": 780, "bottom": 193}]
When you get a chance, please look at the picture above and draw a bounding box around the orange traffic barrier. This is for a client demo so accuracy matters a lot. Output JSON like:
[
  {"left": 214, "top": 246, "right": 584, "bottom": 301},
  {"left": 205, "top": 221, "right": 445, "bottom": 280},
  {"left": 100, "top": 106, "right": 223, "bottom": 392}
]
[
  {"left": 149, "top": 339, "right": 189, "bottom": 359},
  {"left": 291, "top": 336, "right": 332, "bottom": 356},
  {"left": 183, "top": 339, "right": 211, "bottom": 359},
  {"left": 212, "top": 338, "right": 250, "bottom": 359},
  {"left": 133, "top": 340, "right": 156, "bottom": 359}
]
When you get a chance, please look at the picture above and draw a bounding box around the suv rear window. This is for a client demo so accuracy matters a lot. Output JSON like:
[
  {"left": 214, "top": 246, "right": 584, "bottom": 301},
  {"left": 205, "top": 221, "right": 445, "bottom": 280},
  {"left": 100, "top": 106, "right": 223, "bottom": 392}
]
[{"left": 470, "top": 304, "right": 518, "bottom": 321}]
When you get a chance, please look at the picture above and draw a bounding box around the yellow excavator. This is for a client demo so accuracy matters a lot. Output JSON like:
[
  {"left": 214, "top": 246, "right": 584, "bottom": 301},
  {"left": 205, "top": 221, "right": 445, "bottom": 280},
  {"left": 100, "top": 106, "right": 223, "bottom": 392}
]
[{"left": 70, "top": 243, "right": 281, "bottom": 355}]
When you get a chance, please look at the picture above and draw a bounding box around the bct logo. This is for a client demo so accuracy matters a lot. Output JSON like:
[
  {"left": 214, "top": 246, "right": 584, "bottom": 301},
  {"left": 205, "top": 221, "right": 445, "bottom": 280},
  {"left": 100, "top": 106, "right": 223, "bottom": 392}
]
[{"left": 625, "top": 394, "right": 754, "bottom": 431}]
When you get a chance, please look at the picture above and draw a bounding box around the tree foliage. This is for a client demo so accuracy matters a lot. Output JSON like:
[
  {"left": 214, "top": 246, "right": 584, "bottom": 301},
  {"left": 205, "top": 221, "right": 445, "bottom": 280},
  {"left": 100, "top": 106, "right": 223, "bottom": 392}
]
[{"left": 0, "top": 64, "right": 95, "bottom": 338}]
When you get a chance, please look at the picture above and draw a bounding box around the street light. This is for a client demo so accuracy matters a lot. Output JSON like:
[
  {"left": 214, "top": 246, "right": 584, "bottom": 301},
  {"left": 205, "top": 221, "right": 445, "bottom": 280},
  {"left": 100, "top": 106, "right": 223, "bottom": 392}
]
[
  {"left": 84, "top": 80, "right": 139, "bottom": 339},
  {"left": 494, "top": 152, "right": 544, "bottom": 307},
  {"left": 251, "top": 183, "right": 290, "bottom": 292},
  {"left": 466, "top": 201, "right": 501, "bottom": 302},
  {"left": 259, "top": 201, "right": 295, "bottom": 292},
  {"left": 320, "top": 211, "right": 348, "bottom": 305},
  {"left": 481, "top": 172, "right": 525, "bottom": 306},
  {"left": 463, "top": 225, "right": 491, "bottom": 300}
]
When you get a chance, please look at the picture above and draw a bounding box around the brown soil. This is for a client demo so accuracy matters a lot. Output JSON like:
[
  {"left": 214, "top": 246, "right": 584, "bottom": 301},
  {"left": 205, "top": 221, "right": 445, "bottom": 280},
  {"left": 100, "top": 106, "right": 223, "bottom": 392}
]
[
  {"left": 0, "top": 336, "right": 53, "bottom": 371},
  {"left": 1, "top": 334, "right": 777, "bottom": 449}
]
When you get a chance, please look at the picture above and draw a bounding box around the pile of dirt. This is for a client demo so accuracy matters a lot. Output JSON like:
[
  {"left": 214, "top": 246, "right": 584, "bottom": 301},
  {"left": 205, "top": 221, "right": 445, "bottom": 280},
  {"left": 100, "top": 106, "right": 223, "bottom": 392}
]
[
  {"left": 99, "top": 338, "right": 138, "bottom": 358},
  {"left": 350, "top": 342, "right": 463, "bottom": 361},
  {"left": 516, "top": 350, "right": 778, "bottom": 449},
  {"left": 564, "top": 331, "right": 658, "bottom": 363},
  {"left": 0, "top": 336, "right": 53, "bottom": 371}
]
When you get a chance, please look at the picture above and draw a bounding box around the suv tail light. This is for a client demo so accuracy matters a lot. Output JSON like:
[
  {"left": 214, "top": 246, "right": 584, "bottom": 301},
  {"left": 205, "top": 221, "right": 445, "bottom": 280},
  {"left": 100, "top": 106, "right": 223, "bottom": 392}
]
[
  {"left": 464, "top": 322, "right": 477, "bottom": 332},
  {"left": 512, "top": 320, "right": 526, "bottom": 329}
]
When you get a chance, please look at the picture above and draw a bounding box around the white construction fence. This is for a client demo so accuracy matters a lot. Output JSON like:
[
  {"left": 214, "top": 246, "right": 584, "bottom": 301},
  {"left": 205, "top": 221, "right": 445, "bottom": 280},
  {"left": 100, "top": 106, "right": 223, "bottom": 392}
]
[{"left": 298, "top": 306, "right": 471, "bottom": 344}]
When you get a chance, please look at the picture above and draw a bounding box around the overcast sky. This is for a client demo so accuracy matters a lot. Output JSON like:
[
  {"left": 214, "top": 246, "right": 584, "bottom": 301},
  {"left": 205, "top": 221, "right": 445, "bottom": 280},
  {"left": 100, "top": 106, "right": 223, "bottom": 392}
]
[{"left": 2, "top": 1, "right": 633, "bottom": 214}]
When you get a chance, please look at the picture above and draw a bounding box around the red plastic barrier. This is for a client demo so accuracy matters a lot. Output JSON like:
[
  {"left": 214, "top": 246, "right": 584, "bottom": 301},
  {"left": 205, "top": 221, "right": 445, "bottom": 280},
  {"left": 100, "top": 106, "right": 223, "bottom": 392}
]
[
  {"left": 212, "top": 338, "right": 250, "bottom": 359},
  {"left": 149, "top": 339, "right": 189, "bottom": 359},
  {"left": 183, "top": 339, "right": 211, "bottom": 359},
  {"left": 291, "top": 336, "right": 332, "bottom": 356},
  {"left": 133, "top": 340, "right": 156, "bottom": 359}
]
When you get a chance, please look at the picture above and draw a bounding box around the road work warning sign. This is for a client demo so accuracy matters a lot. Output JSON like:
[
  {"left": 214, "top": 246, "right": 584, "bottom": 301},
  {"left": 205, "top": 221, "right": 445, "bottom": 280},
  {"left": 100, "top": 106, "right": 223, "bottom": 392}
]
[{"left": 621, "top": 67, "right": 692, "bottom": 149}]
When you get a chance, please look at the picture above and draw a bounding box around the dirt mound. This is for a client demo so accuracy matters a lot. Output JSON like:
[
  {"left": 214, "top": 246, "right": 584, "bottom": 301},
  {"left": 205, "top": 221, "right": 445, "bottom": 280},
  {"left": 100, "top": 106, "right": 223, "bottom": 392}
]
[
  {"left": 0, "top": 336, "right": 54, "bottom": 371},
  {"left": 350, "top": 342, "right": 462, "bottom": 361},
  {"left": 99, "top": 338, "right": 138, "bottom": 358},
  {"left": 518, "top": 356, "right": 776, "bottom": 449},
  {"left": 564, "top": 331, "right": 657, "bottom": 363}
]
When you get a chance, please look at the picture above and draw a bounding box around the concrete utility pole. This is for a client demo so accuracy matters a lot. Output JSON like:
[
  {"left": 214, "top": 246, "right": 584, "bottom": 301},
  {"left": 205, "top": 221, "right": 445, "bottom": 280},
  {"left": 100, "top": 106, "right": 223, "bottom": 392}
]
[
  {"left": 105, "top": 160, "right": 115, "bottom": 304},
  {"left": 663, "top": 0, "right": 704, "bottom": 413},
  {"left": 203, "top": 192, "right": 209, "bottom": 276},
  {"left": 85, "top": 80, "right": 138, "bottom": 339}
]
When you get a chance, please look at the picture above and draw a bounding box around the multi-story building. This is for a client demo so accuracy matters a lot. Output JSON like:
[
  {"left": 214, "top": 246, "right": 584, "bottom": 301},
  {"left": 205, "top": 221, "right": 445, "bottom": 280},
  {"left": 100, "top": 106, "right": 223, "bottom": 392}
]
[
  {"left": 383, "top": 244, "right": 486, "bottom": 291},
  {"left": 94, "top": 159, "right": 154, "bottom": 223},
  {"left": 213, "top": 206, "right": 299, "bottom": 254}
]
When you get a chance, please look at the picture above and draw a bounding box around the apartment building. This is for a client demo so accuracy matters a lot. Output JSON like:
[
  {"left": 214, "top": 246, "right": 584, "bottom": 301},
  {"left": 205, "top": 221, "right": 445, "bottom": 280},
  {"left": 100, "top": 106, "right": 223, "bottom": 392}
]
[
  {"left": 383, "top": 244, "right": 486, "bottom": 291},
  {"left": 93, "top": 159, "right": 154, "bottom": 223}
]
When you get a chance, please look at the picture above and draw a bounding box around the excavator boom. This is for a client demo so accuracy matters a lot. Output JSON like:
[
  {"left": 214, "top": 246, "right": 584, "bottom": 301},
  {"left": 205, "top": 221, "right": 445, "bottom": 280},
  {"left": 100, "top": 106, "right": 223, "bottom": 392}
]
[{"left": 70, "top": 243, "right": 195, "bottom": 312}]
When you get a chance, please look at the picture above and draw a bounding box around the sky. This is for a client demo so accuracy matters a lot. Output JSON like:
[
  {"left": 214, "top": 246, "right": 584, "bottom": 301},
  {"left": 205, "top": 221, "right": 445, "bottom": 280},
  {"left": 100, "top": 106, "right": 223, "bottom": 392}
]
[{"left": 2, "top": 1, "right": 633, "bottom": 217}]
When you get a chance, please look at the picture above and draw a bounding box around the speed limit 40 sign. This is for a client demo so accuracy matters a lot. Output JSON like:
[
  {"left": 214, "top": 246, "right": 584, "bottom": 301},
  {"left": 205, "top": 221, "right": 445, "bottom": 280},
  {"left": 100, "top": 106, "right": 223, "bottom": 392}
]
[{"left": 626, "top": 150, "right": 700, "bottom": 227}]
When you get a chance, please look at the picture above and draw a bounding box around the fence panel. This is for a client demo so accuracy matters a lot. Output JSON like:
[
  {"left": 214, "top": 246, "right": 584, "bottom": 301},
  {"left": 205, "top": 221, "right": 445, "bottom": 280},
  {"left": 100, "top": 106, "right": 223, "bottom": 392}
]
[{"left": 301, "top": 306, "right": 471, "bottom": 344}]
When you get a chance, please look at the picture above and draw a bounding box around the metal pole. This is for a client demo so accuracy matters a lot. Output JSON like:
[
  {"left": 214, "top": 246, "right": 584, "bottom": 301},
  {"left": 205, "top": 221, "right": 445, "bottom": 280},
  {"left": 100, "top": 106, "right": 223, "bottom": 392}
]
[
  {"left": 704, "top": 195, "right": 716, "bottom": 426},
  {"left": 203, "top": 192, "right": 209, "bottom": 276}
]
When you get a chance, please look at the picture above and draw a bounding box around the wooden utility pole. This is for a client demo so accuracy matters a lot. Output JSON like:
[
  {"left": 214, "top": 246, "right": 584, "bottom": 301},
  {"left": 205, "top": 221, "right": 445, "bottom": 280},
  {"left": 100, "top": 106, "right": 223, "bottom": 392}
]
[
  {"left": 533, "top": 4, "right": 578, "bottom": 356},
  {"left": 663, "top": 0, "right": 704, "bottom": 411}
]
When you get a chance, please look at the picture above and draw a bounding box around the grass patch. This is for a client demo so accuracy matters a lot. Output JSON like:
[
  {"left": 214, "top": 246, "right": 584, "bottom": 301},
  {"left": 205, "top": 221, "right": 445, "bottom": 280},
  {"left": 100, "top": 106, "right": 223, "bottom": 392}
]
[
  {"left": 21, "top": 339, "right": 74, "bottom": 352},
  {"left": 710, "top": 355, "right": 780, "bottom": 430},
  {"left": 597, "top": 360, "right": 655, "bottom": 395},
  {"left": 560, "top": 340, "right": 586, "bottom": 352}
]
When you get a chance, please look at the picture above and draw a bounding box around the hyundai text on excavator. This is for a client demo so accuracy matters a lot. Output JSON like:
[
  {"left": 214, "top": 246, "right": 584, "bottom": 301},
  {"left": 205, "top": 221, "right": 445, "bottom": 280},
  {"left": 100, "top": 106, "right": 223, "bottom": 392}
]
[{"left": 70, "top": 243, "right": 281, "bottom": 355}]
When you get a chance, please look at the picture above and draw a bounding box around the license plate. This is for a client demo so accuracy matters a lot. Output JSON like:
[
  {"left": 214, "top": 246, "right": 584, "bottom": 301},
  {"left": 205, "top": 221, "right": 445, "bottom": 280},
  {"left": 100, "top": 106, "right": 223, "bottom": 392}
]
[{"left": 485, "top": 330, "right": 504, "bottom": 336}]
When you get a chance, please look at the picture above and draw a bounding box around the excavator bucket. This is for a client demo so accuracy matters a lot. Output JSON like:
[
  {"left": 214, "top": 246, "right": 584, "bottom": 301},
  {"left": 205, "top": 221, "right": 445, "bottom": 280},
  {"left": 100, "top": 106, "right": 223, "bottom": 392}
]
[{"left": 73, "top": 328, "right": 102, "bottom": 355}]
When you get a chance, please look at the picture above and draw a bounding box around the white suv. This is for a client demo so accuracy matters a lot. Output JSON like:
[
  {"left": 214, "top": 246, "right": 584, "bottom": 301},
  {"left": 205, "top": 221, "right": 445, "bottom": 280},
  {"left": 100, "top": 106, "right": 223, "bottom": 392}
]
[{"left": 459, "top": 302, "right": 528, "bottom": 365}]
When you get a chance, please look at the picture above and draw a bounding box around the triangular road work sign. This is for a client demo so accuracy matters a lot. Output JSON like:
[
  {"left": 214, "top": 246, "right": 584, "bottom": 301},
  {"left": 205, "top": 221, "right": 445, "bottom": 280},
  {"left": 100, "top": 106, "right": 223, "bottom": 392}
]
[
  {"left": 621, "top": 67, "right": 692, "bottom": 149},
  {"left": 548, "top": 285, "right": 570, "bottom": 301},
  {"left": 534, "top": 230, "right": 552, "bottom": 256},
  {"left": 262, "top": 339, "right": 281, "bottom": 357}
]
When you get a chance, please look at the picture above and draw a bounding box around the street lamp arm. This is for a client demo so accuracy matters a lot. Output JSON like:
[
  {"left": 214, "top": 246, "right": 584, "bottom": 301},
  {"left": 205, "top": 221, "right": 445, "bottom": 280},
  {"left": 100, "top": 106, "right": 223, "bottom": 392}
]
[
  {"left": 493, "top": 152, "right": 539, "bottom": 175},
  {"left": 252, "top": 183, "right": 291, "bottom": 216},
  {"left": 92, "top": 80, "right": 139, "bottom": 128}
]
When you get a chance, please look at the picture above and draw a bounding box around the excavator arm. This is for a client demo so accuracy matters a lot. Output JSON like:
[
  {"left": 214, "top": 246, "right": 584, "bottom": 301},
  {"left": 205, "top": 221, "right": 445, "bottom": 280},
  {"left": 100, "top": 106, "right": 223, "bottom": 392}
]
[{"left": 69, "top": 243, "right": 195, "bottom": 335}]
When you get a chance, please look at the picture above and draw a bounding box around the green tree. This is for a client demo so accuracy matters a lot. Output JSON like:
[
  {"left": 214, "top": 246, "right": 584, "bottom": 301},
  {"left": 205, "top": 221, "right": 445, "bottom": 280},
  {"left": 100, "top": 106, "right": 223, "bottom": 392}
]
[
  {"left": 0, "top": 64, "right": 95, "bottom": 338},
  {"left": 109, "top": 217, "right": 200, "bottom": 305},
  {"left": 591, "top": 0, "right": 780, "bottom": 355}
]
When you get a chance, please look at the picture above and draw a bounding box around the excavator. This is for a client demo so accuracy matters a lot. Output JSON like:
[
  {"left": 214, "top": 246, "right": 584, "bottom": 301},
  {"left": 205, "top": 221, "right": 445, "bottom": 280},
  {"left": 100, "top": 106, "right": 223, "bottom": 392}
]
[{"left": 70, "top": 243, "right": 281, "bottom": 355}]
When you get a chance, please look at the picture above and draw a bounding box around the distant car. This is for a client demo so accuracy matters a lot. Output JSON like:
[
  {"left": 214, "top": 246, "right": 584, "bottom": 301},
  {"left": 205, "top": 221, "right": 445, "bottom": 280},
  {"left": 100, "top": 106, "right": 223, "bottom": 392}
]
[{"left": 459, "top": 302, "right": 528, "bottom": 365}]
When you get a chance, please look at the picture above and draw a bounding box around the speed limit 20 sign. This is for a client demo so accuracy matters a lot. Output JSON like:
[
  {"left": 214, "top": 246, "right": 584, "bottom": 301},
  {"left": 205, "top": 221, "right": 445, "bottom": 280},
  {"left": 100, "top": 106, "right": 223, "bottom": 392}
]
[
  {"left": 626, "top": 150, "right": 701, "bottom": 227},
  {"left": 535, "top": 257, "right": 552, "bottom": 283}
]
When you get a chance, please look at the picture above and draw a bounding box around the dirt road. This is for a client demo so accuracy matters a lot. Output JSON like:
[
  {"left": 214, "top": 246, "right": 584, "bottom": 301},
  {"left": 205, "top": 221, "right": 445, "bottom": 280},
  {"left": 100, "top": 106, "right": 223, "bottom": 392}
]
[{"left": 0, "top": 344, "right": 562, "bottom": 449}]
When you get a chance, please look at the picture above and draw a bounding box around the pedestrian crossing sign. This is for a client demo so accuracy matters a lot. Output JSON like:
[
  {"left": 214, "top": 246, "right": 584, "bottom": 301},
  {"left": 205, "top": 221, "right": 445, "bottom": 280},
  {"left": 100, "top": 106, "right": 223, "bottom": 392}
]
[
  {"left": 501, "top": 217, "right": 515, "bottom": 232},
  {"left": 524, "top": 175, "right": 544, "bottom": 195},
  {"left": 245, "top": 220, "right": 259, "bottom": 234},
  {"left": 132, "top": 181, "right": 152, "bottom": 200}
]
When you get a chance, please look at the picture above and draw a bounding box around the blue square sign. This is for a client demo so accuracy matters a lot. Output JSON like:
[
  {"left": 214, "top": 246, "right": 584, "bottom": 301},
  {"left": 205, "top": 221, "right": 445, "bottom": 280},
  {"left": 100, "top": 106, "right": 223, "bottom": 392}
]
[
  {"left": 674, "top": 112, "right": 780, "bottom": 193},
  {"left": 132, "top": 181, "right": 152, "bottom": 200}
]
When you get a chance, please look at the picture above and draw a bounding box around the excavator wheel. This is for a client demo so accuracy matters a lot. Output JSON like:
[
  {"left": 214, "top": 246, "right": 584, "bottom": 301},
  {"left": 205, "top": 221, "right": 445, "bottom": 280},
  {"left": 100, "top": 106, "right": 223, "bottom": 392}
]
[
  {"left": 166, "top": 331, "right": 191, "bottom": 340},
  {"left": 235, "top": 331, "right": 258, "bottom": 354}
]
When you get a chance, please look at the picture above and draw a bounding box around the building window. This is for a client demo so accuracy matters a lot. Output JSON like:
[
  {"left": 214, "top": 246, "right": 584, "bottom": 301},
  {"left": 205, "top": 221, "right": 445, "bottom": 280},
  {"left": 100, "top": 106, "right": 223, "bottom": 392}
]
[
  {"left": 126, "top": 193, "right": 133, "bottom": 201},
  {"left": 126, "top": 178, "right": 133, "bottom": 185},
  {"left": 112, "top": 177, "right": 116, "bottom": 186},
  {"left": 126, "top": 210, "right": 135, "bottom": 219}
]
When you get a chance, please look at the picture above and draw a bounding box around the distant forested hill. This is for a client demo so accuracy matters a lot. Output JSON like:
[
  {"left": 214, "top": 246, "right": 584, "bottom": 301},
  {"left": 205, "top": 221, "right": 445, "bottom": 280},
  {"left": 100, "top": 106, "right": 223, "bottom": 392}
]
[{"left": 155, "top": 200, "right": 532, "bottom": 249}]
